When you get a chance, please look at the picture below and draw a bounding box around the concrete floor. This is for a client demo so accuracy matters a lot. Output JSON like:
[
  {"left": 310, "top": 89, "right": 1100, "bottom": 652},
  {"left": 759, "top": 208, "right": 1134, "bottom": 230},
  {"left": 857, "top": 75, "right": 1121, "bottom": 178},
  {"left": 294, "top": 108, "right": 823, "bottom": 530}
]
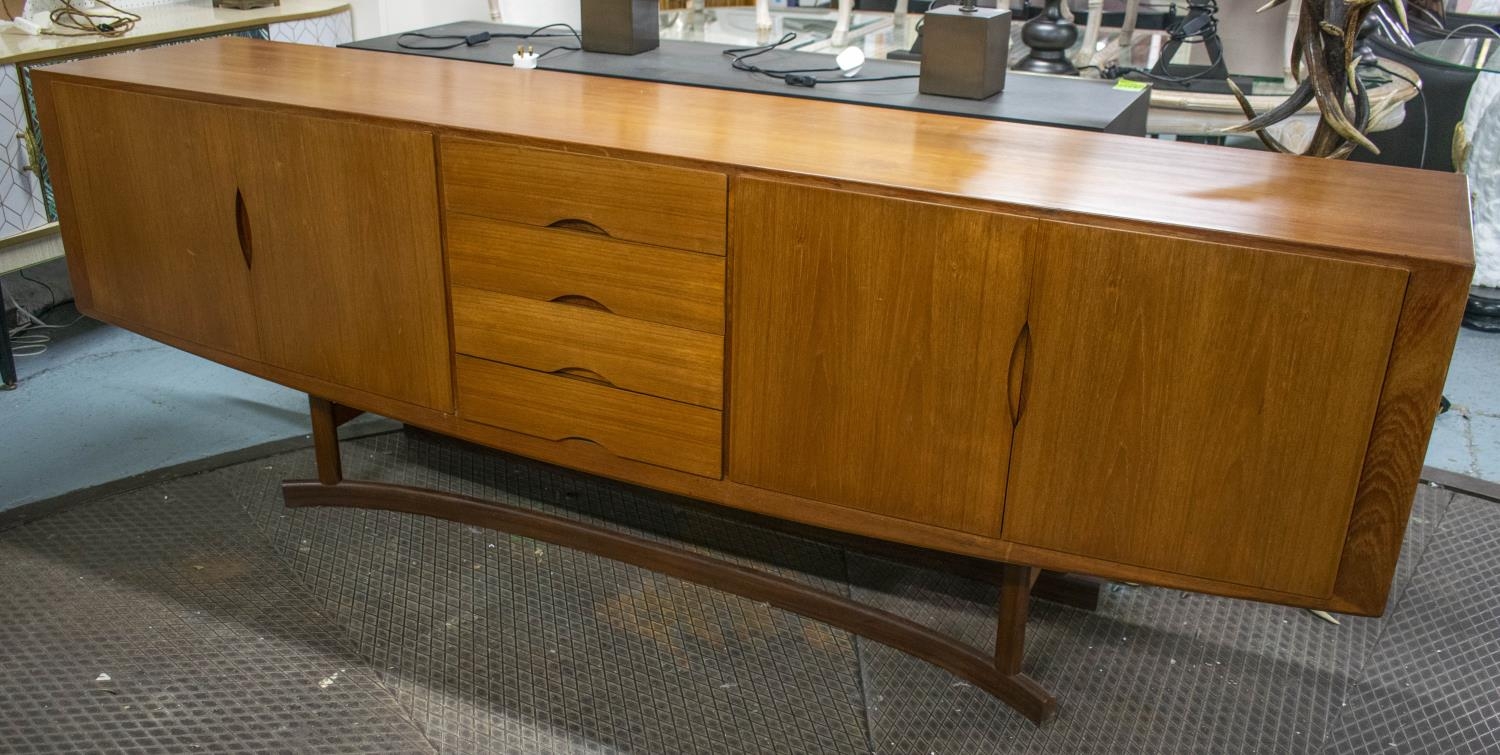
[
  {"left": 2, "top": 432, "right": 1497, "bottom": 753},
  {"left": 1427, "top": 328, "right": 1500, "bottom": 481},
  {"left": 1, "top": 312, "right": 1498, "bottom": 512},
  {"left": 0, "top": 309, "right": 387, "bottom": 511}
]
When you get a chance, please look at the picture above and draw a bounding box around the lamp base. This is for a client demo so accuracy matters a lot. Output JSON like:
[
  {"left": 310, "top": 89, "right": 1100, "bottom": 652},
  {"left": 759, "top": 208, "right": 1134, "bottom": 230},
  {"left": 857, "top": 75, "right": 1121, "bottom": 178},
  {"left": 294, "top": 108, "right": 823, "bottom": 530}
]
[{"left": 1014, "top": 0, "right": 1078, "bottom": 76}]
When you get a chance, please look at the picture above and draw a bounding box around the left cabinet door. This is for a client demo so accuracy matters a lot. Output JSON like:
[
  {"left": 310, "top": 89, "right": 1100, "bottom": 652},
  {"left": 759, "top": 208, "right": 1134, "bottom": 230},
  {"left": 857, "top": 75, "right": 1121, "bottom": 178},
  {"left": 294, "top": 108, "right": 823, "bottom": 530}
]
[
  {"left": 231, "top": 107, "right": 451, "bottom": 411},
  {"left": 48, "top": 84, "right": 260, "bottom": 358},
  {"left": 46, "top": 83, "right": 452, "bottom": 411}
]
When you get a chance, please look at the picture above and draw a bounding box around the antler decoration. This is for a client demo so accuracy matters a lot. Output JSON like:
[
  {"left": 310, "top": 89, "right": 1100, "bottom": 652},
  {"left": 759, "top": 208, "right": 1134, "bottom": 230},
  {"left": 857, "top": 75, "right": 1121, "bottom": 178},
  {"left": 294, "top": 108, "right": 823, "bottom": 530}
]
[{"left": 1224, "top": 0, "right": 1398, "bottom": 158}]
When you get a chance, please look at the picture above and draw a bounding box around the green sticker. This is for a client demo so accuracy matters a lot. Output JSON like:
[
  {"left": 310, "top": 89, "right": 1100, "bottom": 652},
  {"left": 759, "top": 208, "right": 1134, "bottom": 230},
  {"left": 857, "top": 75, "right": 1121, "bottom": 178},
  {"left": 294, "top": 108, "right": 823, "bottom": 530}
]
[{"left": 1113, "top": 79, "right": 1149, "bottom": 91}]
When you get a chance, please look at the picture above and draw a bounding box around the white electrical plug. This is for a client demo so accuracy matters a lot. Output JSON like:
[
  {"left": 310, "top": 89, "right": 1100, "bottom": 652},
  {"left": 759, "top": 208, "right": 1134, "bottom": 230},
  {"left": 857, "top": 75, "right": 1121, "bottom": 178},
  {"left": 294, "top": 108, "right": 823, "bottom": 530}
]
[
  {"left": 512, "top": 46, "right": 539, "bottom": 69},
  {"left": 836, "top": 46, "right": 865, "bottom": 78}
]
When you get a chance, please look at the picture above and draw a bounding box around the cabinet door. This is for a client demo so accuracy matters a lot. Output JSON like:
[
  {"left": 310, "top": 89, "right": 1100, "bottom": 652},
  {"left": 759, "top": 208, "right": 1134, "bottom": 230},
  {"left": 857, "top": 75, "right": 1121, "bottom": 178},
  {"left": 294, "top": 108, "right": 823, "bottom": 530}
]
[
  {"left": 1004, "top": 222, "right": 1407, "bottom": 598},
  {"left": 49, "top": 84, "right": 258, "bottom": 358},
  {"left": 729, "top": 178, "right": 1033, "bottom": 535},
  {"left": 234, "top": 108, "right": 452, "bottom": 411}
]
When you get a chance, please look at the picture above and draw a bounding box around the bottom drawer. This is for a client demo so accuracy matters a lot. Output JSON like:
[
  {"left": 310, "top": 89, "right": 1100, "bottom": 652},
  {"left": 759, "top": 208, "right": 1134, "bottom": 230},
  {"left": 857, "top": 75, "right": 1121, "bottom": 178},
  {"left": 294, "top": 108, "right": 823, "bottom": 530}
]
[{"left": 456, "top": 356, "right": 723, "bottom": 478}]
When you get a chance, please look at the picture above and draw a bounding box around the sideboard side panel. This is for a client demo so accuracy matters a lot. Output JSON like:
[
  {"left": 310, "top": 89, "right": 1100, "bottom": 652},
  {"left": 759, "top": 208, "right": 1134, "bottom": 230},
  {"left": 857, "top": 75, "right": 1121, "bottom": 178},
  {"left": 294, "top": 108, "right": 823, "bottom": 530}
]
[{"left": 1333, "top": 260, "right": 1473, "bottom": 614}]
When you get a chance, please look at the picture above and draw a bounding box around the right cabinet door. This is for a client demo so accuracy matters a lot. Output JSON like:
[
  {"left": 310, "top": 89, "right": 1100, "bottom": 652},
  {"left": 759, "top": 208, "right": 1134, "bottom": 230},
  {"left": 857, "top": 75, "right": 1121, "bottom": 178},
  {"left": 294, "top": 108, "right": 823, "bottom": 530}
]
[{"left": 1004, "top": 221, "right": 1408, "bottom": 598}]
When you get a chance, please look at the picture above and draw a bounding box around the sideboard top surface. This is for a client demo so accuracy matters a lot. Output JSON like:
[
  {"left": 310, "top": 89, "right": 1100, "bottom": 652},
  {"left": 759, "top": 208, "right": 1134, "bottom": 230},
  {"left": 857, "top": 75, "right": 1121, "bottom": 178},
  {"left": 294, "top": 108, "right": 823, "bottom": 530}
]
[{"left": 39, "top": 36, "right": 1473, "bottom": 267}]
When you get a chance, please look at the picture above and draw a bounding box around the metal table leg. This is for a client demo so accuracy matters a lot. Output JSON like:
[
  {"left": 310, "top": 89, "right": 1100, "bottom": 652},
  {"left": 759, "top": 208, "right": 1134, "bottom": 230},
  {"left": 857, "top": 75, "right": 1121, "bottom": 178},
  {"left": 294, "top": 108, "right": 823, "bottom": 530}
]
[{"left": 0, "top": 277, "right": 17, "bottom": 390}]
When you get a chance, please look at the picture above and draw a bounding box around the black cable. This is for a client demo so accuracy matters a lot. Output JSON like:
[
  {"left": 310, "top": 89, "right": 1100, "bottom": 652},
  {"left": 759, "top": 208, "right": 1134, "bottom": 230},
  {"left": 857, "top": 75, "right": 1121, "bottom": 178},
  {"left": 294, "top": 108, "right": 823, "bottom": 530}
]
[
  {"left": 1115, "top": 58, "right": 1225, "bottom": 83},
  {"left": 528, "top": 22, "right": 584, "bottom": 47},
  {"left": 1372, "top": 61, "right": 1428, "bottom": 169},
  {"left": 17, "top": 269, "right": 57, "bottom": 311},
  {"left": 803, "top": 74, "right": 923, "bottom": 84},
  {"left": 396, "top": 23, "right": 583, "bottom": 52},
  {"left": 722, "top": 33, "right": 917, "bottom": 88},
  {"left": 1110, "top": 0, "right": 1225, "bottom": 84},
  {"left": 536, "top": 45, "right": 581, "bottom": 61},
  {"left": 724, "top": 33, "right": 842, "bottom": 76}
]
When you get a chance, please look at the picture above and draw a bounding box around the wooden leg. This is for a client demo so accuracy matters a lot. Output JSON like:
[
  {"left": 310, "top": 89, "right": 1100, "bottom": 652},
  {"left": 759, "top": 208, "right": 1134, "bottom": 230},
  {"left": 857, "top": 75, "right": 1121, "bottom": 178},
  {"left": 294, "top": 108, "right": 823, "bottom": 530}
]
[
  {"left": 307, "top": 395, "right": 364, "bottom": 485},
  {"left": 283, "top": 478, "right": 1059, "bottom": 724},
  {"left": 996, "top": 564, "right": 1038, "bottom": 675}
]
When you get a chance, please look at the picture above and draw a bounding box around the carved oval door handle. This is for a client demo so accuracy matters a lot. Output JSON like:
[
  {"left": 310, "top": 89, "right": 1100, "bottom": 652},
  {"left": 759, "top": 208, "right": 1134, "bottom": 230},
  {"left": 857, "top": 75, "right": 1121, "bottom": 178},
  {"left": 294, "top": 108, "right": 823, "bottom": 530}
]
[
  {"left": 234, "top": 189, "right": 253, "bottom": 269},
  {"left": 1007, "top": 323, "right": 1032, "bottom": 427}
]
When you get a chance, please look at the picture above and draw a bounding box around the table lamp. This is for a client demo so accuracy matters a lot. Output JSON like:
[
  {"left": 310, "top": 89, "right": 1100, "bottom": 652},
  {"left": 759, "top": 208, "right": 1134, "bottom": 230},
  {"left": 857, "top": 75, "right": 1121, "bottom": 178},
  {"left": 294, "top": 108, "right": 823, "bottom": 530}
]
[{"left": 581, "top": 0, "right": 660, "bottom": 55}]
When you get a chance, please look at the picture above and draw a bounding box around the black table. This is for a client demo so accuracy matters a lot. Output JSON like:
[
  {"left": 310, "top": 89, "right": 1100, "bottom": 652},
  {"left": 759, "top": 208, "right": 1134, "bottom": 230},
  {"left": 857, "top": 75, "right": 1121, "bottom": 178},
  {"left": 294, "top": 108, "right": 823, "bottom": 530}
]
[{"left": 343, "top": 21, "right": 1150, "bottom": 135}]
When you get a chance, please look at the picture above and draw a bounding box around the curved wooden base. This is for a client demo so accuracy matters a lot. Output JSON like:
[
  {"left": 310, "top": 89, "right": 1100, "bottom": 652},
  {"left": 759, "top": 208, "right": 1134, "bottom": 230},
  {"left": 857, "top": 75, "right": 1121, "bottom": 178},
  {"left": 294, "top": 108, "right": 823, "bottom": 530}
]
[{"left": 283, "top": 478, "right": 1058, "bottom": 723}]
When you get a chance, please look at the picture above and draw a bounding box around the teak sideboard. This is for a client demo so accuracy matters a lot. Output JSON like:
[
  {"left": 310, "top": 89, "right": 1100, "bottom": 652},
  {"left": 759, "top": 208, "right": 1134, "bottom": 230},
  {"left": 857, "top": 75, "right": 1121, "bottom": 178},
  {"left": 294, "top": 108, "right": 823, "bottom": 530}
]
[{"left": 34, "top": 37, "right": 1472, "bottom": 721}]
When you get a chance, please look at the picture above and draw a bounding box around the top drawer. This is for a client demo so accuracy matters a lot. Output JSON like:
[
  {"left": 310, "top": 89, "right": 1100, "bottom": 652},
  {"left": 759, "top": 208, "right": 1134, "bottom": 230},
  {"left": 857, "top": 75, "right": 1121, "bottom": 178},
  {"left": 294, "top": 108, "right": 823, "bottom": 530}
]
[{"left": 441, "top": 138, "right": 728, "bottom": 255}]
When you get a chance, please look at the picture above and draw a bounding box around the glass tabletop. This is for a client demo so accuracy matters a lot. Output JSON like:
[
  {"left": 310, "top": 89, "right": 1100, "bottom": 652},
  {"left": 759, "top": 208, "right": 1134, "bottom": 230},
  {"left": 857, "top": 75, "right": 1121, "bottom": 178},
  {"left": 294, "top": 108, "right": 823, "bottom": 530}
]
[
  {"left": 1416, "top": 35, "right": 1500, "bottom": 71},
  {"left": 659, "top": 7, "right": 894, "bottom": 51}
]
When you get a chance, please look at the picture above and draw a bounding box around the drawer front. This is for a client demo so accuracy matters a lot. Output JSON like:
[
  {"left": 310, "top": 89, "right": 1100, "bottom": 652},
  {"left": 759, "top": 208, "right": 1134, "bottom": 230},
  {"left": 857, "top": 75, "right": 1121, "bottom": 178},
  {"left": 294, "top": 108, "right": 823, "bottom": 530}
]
[
  {"left": 448, "top": 214, "right": 724, "bottom": 334},
  {"left": 441, "top": 138, "right": 727, "bottom": 255},
  {"left": 453, "top": 287, "right": 723, "bottom": 409},
  {"left": 457, "top": 356, "right": 723, "bottom": 478}
]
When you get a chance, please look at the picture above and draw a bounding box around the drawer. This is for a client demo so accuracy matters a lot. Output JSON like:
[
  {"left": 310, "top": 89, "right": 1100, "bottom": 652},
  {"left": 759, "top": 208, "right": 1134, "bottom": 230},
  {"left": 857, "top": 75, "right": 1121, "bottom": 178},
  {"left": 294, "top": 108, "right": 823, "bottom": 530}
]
[
  {"left": 453, "top": 286, "right": 723, "bottom": 409},
  {"left": 457, "top": 356, "right": 722, "bottom": 478},
  {"left": 441, "top": 138, "right": 727, "bottom": 255},
  {"left": 448, "top": 214, "right": 724, "bottom": 334}
]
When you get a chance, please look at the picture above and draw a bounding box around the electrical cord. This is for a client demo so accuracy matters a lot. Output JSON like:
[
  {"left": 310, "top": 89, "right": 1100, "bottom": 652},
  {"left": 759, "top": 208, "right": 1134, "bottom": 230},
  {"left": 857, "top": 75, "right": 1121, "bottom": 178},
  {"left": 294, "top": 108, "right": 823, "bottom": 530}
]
[
  {"left": 397, "top": 22, "right": 583, "bottom": 52},
  {"left": 1372, "top": 61, "right": 1428, "bottom": 169},
  {"left": 5, "top": 295, "right": 84, "bottom": 359},
  {"left": 1108, "top": 58, "right": 1224, "bottom": 83},
  {"left": 17, "top": 268, "right": 57, "bottom": 311},
  {"left": 722, "top": 33, "right": 917, "bottom": 88},
  {"left": 43, "top": 0, "right": 140, "bottom": 38},
  {"left": 1105, "top": 0, "right": 1226, "bottom": 84},
  {"left": 1444, "top": 22, "right": 1500, "bottom": 42}
]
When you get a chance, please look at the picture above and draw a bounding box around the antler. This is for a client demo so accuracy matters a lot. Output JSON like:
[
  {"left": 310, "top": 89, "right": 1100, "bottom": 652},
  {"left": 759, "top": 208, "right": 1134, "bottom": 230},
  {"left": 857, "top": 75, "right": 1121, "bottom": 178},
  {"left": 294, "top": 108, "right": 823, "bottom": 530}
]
[{"left": 1222, "top": 0, "right": 1393, "bottom": 158}]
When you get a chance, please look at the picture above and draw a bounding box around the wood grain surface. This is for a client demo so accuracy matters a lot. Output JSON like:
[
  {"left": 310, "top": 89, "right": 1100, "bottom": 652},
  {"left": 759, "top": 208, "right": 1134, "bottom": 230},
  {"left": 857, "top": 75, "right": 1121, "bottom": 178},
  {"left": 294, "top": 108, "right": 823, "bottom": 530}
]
[
  {"left": 453, "top": 286, "right": 724, "bottom": 409},
  {"left": 1003, "top": 221, "right": 1408, "bottom": 597},
  {"left": 234, "top": 103, "right": 452, "bottom": 411},
  {"left": 1331, "top": 260, "right": 1473, "bottom": 613},
  {"left": 447, "top": 214, "right": 725, "bottom": 334},
  {"left": 442, "top": 138, "right": 727, "bottom": 255},
  {"left": 36, "top": 37, "right": 1470, "bottom": 266},
  {"left": 34, "top": 40, "right": 1477, "bottom": 615},
  {"left": 729, "top": 178, "right": 1033, "bottom": 535},
  {"left": 457, "top": 356, "right": 723, "bottom": 478},
  {"left": 48, "top": 84, "right": 260, "bottom": 358}
]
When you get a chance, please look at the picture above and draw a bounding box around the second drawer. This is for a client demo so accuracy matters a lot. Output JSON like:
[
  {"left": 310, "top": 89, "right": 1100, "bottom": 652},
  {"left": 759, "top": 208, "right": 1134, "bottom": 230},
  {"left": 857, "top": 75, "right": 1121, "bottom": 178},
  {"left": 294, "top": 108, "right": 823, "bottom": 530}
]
[
  {"left": 447, "top": 214, "right": 725, "bottom": 335},
  {"left": 453, "top": 286, "right": 724, "bottom": 409}
]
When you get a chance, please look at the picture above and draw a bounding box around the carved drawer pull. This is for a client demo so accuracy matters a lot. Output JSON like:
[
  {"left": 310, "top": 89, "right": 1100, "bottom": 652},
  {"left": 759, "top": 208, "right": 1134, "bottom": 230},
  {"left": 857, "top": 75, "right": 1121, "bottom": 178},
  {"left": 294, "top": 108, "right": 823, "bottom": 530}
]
[
  {"left": 547, "top": 218, "right": 611, "bottom": 237},
  {"left": 548, "top": 294, "right": 614, "bottom": 314},
  {"left": 551, "top": 366, "right": 616, "bottom": 388}
]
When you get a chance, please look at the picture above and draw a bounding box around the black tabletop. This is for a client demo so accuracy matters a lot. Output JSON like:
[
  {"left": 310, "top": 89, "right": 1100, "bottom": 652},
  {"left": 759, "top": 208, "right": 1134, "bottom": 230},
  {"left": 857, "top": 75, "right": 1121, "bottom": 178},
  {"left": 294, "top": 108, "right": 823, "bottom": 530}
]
[{"left": 342, "top": 21, "right": 1149, "bottom": 135}]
